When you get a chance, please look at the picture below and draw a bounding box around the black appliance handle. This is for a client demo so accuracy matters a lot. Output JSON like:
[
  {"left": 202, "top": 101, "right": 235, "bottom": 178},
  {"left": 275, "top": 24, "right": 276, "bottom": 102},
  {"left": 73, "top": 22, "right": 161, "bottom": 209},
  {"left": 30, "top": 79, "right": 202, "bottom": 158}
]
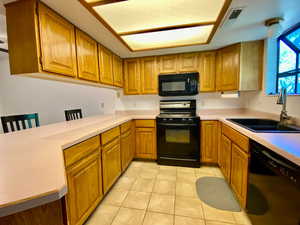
[
  {"left": 261, "top": 150, "right": 298, "bottom": 171},
  {"left": 157, "top": 123, "right": 198, "bottom": 127}
]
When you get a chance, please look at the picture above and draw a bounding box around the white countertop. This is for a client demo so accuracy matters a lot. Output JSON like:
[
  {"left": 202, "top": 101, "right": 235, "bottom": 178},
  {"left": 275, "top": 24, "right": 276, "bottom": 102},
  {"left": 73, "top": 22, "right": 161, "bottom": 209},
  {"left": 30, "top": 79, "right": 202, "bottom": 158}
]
[{"left": 0, "top": 109, "right": 299, "bottom": 217}]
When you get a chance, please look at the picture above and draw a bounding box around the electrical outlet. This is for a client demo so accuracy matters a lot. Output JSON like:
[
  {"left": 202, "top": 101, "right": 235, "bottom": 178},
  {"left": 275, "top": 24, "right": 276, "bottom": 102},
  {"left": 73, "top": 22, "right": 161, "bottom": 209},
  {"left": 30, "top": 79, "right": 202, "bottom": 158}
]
[{"left": 100, "top": 102, "right": 104, "bottom": 109}]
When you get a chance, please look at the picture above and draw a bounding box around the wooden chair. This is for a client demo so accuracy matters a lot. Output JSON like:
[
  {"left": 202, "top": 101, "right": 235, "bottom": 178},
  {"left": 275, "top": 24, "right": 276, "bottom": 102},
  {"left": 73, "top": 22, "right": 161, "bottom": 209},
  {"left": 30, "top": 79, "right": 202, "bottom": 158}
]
[
  {"left": 1, "top": 113, "right": 40, "bottom": 133},
  {"left": 65, "top": 109, "right": 83, "bottom": 121}
]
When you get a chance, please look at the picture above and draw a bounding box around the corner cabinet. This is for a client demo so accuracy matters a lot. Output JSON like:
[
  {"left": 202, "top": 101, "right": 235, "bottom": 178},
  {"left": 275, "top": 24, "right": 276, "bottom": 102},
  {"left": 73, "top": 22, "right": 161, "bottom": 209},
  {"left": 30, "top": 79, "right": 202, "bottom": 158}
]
[
  {"left": 216, "top": 41, "right": 264, "bottom": 92},
  {"left": 123, "top": 58, "right": 141, "bottom": 95},
  {"left": 64, "top": 136, "right": 103, "bottom": 225},
  {"left": 76, "top": 29, "right": 99, "bottom": 82},
  {"left": 135, "top": 120, "right": 156, "bottom": 159}
]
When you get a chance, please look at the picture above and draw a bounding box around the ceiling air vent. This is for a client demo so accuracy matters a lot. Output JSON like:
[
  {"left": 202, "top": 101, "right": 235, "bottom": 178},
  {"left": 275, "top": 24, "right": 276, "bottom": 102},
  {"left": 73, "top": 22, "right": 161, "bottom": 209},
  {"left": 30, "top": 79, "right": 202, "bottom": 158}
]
[{"left": 228, "top": 8, "right": 243, "bottom": 20}]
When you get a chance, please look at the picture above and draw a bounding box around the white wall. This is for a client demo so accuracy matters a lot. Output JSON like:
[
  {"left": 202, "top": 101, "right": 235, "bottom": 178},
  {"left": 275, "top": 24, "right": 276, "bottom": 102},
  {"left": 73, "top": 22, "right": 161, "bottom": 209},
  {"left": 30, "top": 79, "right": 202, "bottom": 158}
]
[
  {"left": 0, "top": 57, "right": 117, "bottom": 133},
  {"left": 116, "top": 92, "right": 249, "bottom": 111}
]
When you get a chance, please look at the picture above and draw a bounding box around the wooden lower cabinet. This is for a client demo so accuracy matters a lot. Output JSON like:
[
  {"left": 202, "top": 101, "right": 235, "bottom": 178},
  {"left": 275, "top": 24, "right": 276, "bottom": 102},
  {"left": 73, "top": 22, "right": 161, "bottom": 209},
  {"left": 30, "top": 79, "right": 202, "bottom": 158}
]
[
  {"left": 135, "top": 120, "right": 156, "bottom": 159},
  {"left": 219, "top": 122, "right": 250, "bottom": 208},
  {"left": 66, "top": 151, "right": 102, "bottom": 225},
  {"left": 230, "top": 144, "right": 249, "bottom": 208},
  {"left": 219, "top": 134, "right": 232, "bottom": 181},
  {"left": 121, "top": 129, "right": 133, "bottom": 171},
  {"left": 135, "top": 127, "right": 156, "bottom": 159},
  {"left": 201, "top": 121, "right": 219, "bottom": 163},
  {"left": 102, "top": 138, "right": 121, "bottom": 193},
  {"left": 64, "top": 136, "right": 103, "bottom": 225}
]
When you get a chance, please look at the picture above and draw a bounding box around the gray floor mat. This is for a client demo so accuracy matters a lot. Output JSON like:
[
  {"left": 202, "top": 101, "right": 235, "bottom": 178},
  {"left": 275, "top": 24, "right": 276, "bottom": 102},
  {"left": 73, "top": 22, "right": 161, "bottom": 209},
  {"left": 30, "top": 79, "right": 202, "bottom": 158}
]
[{"left": 196, "top": 176, "right": 241, "bottom": 212}]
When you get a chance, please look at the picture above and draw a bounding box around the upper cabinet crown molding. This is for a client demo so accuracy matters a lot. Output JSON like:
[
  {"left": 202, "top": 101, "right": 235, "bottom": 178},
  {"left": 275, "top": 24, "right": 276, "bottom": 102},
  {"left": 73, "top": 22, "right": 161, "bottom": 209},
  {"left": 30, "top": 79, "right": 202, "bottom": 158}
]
[{"left": 76, "top": 28, "right": 100, "bottom": 82}]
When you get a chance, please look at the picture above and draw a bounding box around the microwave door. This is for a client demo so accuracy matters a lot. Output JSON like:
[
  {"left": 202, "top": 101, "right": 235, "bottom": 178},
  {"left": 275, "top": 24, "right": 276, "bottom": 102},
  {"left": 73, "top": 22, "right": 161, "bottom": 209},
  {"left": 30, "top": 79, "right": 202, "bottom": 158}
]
[{"left": 159, "top": 80, "right": 187, "bottom": 96}]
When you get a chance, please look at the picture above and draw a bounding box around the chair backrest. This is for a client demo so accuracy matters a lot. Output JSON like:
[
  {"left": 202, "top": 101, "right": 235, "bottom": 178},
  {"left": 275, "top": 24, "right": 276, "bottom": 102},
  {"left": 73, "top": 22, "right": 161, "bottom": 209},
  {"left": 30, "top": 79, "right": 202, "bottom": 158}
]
[
  {"left": 1, "top": 113, "right": 40, "bottom": 133},
  {"left": 65, "top": 109, "right": 83, "bottom": 121}
]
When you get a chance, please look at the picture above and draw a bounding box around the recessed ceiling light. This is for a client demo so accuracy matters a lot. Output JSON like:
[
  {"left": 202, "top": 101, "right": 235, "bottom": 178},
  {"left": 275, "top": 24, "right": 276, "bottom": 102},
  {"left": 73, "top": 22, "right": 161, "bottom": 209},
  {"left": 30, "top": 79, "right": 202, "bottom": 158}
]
[
  {"left": 79, "top": 0, "right": 232, "bottom": 51},
  {"left": 121, "top": 25, "right": 214, "bottom": 51}
]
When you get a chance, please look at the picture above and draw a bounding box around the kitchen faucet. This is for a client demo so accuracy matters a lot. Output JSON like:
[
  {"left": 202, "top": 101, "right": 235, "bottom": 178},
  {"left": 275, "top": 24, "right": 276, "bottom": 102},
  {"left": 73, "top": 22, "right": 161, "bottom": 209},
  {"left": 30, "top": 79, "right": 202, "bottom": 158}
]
[{"left": 276, "top": 87, "right": 291, "bottom": 125}]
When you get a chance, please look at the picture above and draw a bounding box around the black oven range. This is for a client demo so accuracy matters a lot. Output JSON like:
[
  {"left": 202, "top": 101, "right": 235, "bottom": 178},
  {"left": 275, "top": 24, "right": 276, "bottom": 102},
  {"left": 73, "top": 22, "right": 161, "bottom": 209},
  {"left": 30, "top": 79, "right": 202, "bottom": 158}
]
[{"left": 156, "top": 99, "right": 200, "bottom": 167}]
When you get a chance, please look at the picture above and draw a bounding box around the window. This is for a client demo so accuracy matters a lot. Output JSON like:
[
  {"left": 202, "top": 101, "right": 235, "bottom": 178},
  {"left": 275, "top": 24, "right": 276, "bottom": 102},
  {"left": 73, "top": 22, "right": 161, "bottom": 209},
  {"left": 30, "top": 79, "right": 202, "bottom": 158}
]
[{"left": 277, "top": 24, "right": 300, "bottom": 94}]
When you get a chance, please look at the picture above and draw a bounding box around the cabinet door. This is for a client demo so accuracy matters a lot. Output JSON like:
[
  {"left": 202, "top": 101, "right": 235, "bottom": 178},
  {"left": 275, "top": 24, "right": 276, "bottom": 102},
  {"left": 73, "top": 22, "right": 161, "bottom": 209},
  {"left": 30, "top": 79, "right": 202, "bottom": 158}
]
[
  {"left": 159, "top": 54, "right": 177, "bottom": 74},
  {"left": 230, "top": 144, "right": 249, "bottom": 208},
  {"left": 124, "top": 59, "right": 141, "bottom": 95},
  {"left": 66, "top": 151, "right": 102, "bottom": 225},
  {"left": 102, "top": 139, "right": 121, "bottom": 193},
  {"left": 76, "top": 29, "right": 99, "bottom": 82},
  {"left": 140, "top": 56, "right": 158, "bottom": 94},
  {"left": 38, "top": 3, "right": 77, "bottom": 77},
  {"left": 201, "top": 121, "right": 218, "bottom": 163},
  {"left": 199, "top": 52, "right": 216, "bottom": 92},
  {"left": 216, "top": 44, "right": 240, "bottom": 91},
  {"left": 219, "top": 134, "right": 232, "bottom": 181},
  {"left": 178, "top": 53, "right": 198, "bottom": 72},
  {"left": 121, "top": 130, "right": 132, "bottom": 171},
  {"left": 135, "top": 127, "right": 156, "bottom": 159},
  {"left": 99, "top": 45, "right": 113, "bottom": 85},
  {"left": 113, "top": 55, "right": 123, "bottom": 87}
]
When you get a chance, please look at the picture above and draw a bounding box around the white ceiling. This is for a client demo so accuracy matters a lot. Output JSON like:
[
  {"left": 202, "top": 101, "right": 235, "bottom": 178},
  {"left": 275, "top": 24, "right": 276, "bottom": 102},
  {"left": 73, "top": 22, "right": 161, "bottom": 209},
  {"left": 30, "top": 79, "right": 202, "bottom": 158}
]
[{"left": 0, "top": 0, "right": 300, "bottom": 58}]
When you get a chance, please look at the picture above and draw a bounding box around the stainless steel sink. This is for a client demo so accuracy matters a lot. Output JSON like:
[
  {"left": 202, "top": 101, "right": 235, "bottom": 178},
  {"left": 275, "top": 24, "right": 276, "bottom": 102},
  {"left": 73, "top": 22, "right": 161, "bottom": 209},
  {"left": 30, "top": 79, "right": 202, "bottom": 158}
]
[{"left": 226, "top": 118, "right": 300, "bottom": 133}]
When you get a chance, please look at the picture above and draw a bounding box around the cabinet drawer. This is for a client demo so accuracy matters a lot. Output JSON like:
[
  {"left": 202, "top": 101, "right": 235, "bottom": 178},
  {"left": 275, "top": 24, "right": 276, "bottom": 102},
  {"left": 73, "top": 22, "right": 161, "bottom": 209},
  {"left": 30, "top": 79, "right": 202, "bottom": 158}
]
[
  {"left": 222, "top": 123, "right": 249, "bottom": 152},
  {"left": 135, "top": 119, "right": 155, "bottom": 128},
  {"left": 120, "top": 121, "right": 132, "bottom": 133},
  {"left": 64, "top": 136, "right": 100, "bottom": 168},
  {"left": 101, "top": 126, "right": 120, "bottom": 145}
]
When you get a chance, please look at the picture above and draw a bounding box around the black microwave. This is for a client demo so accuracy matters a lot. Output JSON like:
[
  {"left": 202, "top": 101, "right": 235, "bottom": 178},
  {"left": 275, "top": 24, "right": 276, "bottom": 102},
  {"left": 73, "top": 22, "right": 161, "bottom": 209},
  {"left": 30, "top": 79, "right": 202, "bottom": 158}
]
[{"left": 159, "top": 73, "right": 199, "bottom": 96}]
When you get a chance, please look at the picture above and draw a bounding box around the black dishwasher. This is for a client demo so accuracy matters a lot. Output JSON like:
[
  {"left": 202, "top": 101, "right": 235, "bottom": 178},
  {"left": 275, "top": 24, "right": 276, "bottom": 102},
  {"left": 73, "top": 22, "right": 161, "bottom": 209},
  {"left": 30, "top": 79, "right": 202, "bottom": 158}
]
[{"left": 247, "top": 140, "right": 300, "bottom": 225}]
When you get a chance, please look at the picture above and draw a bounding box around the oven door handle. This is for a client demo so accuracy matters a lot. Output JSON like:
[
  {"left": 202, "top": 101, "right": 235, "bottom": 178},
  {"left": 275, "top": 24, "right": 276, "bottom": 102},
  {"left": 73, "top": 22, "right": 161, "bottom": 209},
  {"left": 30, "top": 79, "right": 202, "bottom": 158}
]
[{"left": 157, "top": 123, "right": 198, "bottom": 127}]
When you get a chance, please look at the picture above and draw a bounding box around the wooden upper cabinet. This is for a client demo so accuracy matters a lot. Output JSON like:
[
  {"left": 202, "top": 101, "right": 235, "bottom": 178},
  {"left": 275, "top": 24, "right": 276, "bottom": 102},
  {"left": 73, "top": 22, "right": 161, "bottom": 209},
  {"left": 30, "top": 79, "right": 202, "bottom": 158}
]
[
  {"left": 159, "top": 54, "right": 178, "bottom": 74},
  {"left": 113, "top": 55, "right": 123, "bottom": 87},
  {"left": 140, "top": 56, "right": 158, "bottom": 94},
  {"left": 75, "top": 29, "right": 99, "bottom": 82},
  {"left": 99, "top": 45, "right": 114, "bottom": 85},
  {"left": 201, "top": 121, "right": 219, "bottom": 163},
  {"left": 38, "top": 3, "right": 77, "bottom": 77},
  {"left": 199, "top": 51, "right": 216, "bottom": 92},
  {"left": 178, "top": 53, "right": 198, "bottom": 72},
  {"left": 124, "top": 58, "right": 141, "bottom": 95},
  {"left": 216, "top": 41, "right": 263, "bottom": 92},
  {"left": 230, "top": 143, "right": 249, "bottom": 208},
  {"left": 216, "top": 44, "right": 240, "bottom": 91}
]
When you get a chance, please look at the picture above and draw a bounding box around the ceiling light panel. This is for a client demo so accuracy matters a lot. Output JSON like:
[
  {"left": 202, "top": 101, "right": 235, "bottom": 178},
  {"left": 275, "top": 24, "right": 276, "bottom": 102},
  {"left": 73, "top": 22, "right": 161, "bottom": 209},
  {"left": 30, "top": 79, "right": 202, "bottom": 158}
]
[
  {"left": 121, "top": 25, "right": 214, "bottom": 50},
  {"left": 93, "top": 0, "right": 225, "bottom": 33}
]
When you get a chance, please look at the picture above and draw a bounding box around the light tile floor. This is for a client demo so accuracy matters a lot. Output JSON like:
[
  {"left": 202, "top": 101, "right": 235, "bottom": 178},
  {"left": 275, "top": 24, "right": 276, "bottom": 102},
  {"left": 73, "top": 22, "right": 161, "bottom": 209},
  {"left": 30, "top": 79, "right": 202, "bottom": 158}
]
[{"left": 85, "top": 161, "right": 252, "bottom": 225}]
